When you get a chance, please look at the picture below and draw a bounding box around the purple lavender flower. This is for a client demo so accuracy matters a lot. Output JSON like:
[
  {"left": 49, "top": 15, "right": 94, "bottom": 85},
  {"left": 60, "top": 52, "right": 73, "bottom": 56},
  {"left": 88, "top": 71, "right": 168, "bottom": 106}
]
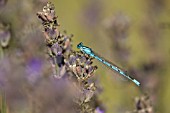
[
  {"left": 0, "top": 57, "right": 11, "bottom": 87},
  {"left": 26, "top": 57, "right": 43, "bottom": 83},
  {"left": 95, "top": 107, "right": 104, "bottom": 113},
  {"left": 81, "top": 0, "right": 103, "bottom": 29},
  {"left": 0, "top": 0, "right": 7, "bottom": 7},
  {"left": 0, "top": 68, "right": 6, "bottom": 87}
]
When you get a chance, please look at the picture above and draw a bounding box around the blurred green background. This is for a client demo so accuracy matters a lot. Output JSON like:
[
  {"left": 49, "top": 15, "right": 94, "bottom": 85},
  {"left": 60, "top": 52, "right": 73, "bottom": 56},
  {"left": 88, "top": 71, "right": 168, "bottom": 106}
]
[{"left": 0, "top": 0, "right": 170, "bottom": 113}]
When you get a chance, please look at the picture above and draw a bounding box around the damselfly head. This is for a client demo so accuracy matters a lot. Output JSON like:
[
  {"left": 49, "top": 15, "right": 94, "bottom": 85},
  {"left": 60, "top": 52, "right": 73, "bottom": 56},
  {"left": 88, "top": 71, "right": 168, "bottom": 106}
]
[{"left": 77, "top": 42, "right": 83, "bottom": 49}]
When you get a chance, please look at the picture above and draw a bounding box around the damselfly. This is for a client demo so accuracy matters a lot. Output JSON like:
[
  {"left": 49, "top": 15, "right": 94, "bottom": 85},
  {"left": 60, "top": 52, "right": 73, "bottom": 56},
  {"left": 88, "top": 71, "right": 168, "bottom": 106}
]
[{"left": 77, "top": 42, "right": 140, "bottom": 86}]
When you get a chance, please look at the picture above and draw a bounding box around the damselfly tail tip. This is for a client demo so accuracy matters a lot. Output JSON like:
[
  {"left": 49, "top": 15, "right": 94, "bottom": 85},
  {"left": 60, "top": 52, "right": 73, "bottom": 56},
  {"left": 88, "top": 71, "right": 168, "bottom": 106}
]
[{"left": 133, "top": 79, "right": 141, "bottom": 86}]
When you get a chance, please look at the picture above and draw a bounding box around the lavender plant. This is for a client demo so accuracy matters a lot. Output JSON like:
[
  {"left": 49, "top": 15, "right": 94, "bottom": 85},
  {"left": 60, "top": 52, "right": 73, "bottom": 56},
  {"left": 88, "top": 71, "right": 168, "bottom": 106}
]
[
  {"left": 126, "top": 95, "right": 153, "bottom": 113},
  {"left": 104, "top": 12, "right": 130, "bottom": 64},
  {"left": 37, "top": 2, "right": 100, "bottom": 113}
]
